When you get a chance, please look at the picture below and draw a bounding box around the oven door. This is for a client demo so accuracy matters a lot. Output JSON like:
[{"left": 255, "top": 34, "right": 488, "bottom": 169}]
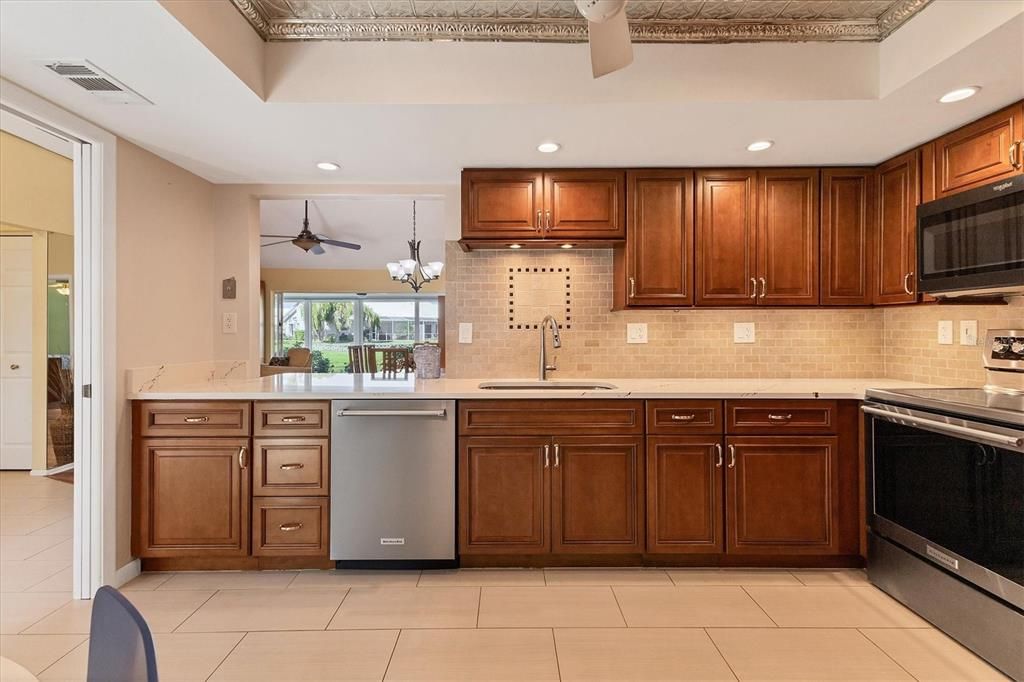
[{"left": 864, "top": 403, "right": 1024, "bottom": 609}]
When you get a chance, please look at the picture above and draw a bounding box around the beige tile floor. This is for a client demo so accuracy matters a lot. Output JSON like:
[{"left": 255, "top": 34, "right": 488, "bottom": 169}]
[{"left": 0, "top": 471, "right": 1009, "bottom": 681}]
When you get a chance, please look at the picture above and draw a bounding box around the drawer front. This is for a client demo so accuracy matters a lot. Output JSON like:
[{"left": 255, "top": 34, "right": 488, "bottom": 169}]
[
  {"left": 647, "top": 400, "right": 723, "bottom": 435},
  {"left": 135, "top": 401, "right": 250, "bottom": 437},
  {"left": 726, "top": 400, "right": 837, "bottom": 435},
  {"left": 459, "top": 400, "right": 644, "bottom": 436},
  {"left": 253, "top": 401, "right": 329, "bottom": 437},
  {"left": 252, "top": 438, "right": 329, "bottom": 497},
  {"left": 252, "top": 497, "right": 328, "bottom": 557}
]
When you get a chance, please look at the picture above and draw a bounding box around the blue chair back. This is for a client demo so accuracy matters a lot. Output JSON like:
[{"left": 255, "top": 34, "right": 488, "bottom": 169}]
[{"left": 86, "top": 585, "right": 158, "bottom": 682}]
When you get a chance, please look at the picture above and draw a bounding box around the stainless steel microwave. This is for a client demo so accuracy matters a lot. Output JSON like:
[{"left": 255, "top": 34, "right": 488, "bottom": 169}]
[{"left": 917, "top": 175, "right": 1024, "bottom": 297}]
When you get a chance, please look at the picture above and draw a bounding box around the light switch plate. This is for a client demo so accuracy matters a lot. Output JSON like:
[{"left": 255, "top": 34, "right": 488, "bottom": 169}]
[
  {"left": 959, "top": 320, "right": 978, "bottom": 346},
  {"left": 458, "top": 322, "right": 473, "bottom": 344},
  {"left": 626, "top": 323, "right": 648, "bottom": 344},
  {"left": 733, "top": 322, "right": 755, "bottom": 344},
  {"left": 222, "top": 312, "right": 237, "bottom": 334},
  {"left": 937, "top": 320, "right": 953, "bottom": 345}
]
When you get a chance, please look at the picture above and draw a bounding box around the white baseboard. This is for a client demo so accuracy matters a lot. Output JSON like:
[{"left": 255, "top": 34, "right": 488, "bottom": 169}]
[
  {"left": 30, "top": 462, "right": 74, "bottom": 476},
  {"left": 113, "top": 559, "right": 141, "bottom": 588}
]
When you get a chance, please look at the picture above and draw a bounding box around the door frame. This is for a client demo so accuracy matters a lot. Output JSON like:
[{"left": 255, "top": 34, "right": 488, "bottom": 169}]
[{"left": 1, "top": 79, "right": 118, "bottom": 599}]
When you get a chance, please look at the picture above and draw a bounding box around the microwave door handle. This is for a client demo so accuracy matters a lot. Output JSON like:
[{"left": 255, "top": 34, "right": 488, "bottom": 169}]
[{"left": 861, "top": 405, "right": 1023, "bottom": 448}]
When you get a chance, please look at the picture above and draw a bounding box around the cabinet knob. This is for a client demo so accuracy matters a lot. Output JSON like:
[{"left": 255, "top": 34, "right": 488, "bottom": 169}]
[{"left": 9, "top": 364, "right": 19, "bottom": 370}]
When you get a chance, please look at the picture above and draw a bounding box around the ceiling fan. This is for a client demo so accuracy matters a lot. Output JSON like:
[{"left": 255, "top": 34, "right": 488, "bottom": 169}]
[
  {"left": 260, "top": 199, "right": 361, "bottom": 254},
  {"left": 576, "top": 0, "right": 633, "bottom": 79}
]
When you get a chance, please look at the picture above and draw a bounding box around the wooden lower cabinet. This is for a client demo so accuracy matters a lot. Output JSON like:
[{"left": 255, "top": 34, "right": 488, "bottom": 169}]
[
  {"left": 552, "top": 436, "right": 644, "bottom": 553},
  {"left": 646, "top": 437, "right": 723, "bottom": 554},
  {"left": 459, "top": 437, "right": 550, "bottom": 554},
  {"left": 726, "top": 436, "right": 839, "bottom": 555},
  {"left": 252, "top": 497, "right": 329, "bottom": 557},
  {"left": 133, "top": 437, "right": 250, "bottom": 558}
]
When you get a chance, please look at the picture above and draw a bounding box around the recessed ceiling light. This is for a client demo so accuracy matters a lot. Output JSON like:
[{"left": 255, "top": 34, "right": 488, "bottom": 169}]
[
  {"left": 509, "top": 243, "right": 522, "bottom": 249},
  {"left": 316, "top": 161, "right": 340, "bottom": 171},
  {"left": 537, "top": 142, "right": 561, "bottom": 153},
  {"left": 560, "top": 243, "right": 574, "bottom": 249},
  {"left": 746, "top": 140, "right": 774, "bottom": 152},
  {"left": 939, "top": 86, "right": 980, "bottom": 103}
]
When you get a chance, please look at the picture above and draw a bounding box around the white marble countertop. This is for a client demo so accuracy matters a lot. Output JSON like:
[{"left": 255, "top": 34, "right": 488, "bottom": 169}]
[{"left": 129, "top": 374, "right": 939, "bottom": 401}]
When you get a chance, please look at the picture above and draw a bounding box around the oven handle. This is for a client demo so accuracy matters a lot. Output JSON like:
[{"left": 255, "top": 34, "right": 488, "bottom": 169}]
[{"left": 861, "top": 405, "right": 1024, "bottom": 448}]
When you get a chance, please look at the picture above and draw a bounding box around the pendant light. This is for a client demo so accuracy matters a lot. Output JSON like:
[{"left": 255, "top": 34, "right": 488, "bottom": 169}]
[{"left": 385, "top": 200, "right": 443, "bottom": 292}]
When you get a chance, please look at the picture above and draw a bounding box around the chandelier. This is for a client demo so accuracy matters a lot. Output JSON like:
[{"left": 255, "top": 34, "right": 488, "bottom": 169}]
[{"left": 385, "top": 200, "right": 443, "bottom": 292}]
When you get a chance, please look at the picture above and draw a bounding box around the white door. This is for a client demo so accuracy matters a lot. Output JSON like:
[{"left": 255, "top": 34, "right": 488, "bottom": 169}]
[{"left": 0, "top": 235, "right": 33, "bottom": 469}]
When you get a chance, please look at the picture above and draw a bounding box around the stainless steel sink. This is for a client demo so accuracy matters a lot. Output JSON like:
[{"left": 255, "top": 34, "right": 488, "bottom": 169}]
[{"left": 478, "top": 381, "right": 618, "bottom": 391}]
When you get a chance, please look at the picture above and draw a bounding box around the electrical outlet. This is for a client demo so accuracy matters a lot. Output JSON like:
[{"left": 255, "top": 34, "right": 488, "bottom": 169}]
[
  {"left": 959, "top": 320, "right": 978, "bottom": 346},
  {"left": 733, "top": 322, "right": 755, "bottom": 344},
  {"left": 626, "top": 323, "right": 648, "bottom": 344},
  {"left": 222, "top": 312, "right": 237, "bottom": 334},
  {"left": 458, "top": 322, "right": 473, "bottom": 344},
  {"left": 937, "top": 320, "right": 953, "bottom": 345}
]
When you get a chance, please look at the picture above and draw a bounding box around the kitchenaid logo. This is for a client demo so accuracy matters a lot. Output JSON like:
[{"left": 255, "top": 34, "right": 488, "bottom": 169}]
[
  {"left": 380, "top": 537, "right": 405, "bottom": 546},
  {"left": 926, "top": 545, "right": 959, "bottom": 571},
  {"left": 992, "top": 181, "right": 1013, "bottom": 191}
]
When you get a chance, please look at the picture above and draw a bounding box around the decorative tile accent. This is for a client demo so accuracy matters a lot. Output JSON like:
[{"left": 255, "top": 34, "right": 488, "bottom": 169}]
[{"left": 508, "top": 267, "right": 572, "bottom": 330}]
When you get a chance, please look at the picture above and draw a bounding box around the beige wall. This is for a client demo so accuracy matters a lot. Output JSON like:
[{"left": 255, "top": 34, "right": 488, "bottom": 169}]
[{"left": 115, "top": 140, "right": 217, "bottom": 566}]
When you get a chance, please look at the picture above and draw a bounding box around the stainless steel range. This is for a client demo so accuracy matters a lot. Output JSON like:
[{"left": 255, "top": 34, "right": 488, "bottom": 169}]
[{"left": 864, "top": 329, "right": 1024, "bottom": 680}]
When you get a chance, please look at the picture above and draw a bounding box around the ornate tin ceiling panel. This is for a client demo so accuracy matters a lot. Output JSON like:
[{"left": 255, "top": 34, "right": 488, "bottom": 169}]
[{"left": 230, "top": 0, "right": 931, "bottom": 43}]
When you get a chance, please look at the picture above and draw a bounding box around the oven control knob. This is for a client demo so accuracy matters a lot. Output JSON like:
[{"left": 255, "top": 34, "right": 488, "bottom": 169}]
[{"left": 992, "top": 340, "right": 1008, "bottom": 354}]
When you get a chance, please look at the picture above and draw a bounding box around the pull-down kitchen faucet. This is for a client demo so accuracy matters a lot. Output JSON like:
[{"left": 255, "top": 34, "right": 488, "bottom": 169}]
[{"left": 539, "top": 315, "right": 561, "bottom": 381}]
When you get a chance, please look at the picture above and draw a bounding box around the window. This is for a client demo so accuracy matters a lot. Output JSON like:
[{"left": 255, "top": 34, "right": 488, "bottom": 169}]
[{"left": 272, "top": 294, "right": 442, "bottom": 373}]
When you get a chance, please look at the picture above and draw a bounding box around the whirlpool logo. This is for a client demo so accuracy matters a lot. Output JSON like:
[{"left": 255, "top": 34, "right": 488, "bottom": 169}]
[{"left": 992, "top": 181, "right": 1013, "bottom": 191}]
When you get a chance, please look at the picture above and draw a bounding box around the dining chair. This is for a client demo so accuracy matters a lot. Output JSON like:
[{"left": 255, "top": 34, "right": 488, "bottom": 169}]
[{"left": 87, "top": 585, "right": 159, "bottom": 682}]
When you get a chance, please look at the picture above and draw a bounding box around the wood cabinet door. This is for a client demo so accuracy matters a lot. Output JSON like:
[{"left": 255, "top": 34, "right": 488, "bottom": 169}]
[
  {"left": 755, "top": 169, "right": 820, "bottom": 306},
  {"left": 646, "top": 436, "right": 723, "bottom": 554},
  {"left": 696, "top": 170, "right": 757, "bottom": 306},
  {"left": 133, "top": 438, "right": 250, "bottom": 557},
  {"left": 551, "top": 436, "right": 644, "bottom": 553},
  {"left": 458, "top": 437, "right": 550, "bottom": 554},
  {"left": 874, "top": 149, "right": 920, "bottom": 305},
  {"left": 725, "top": 436, "right": 839, "bottom": 555},
  {"left": 544, "top": 170, "right": 625, "bottom": 239},
  {"left": 624, "top": 170, "right": 694, "bottom": 306},
  {"left": 935, "top": 102, "right": 1023, "bottom": 198},
  {"left": 461, "top": 170, "right": 544, "bottom": 239},
  {"left": 821, "top": 169, "right": 874, "bottom": 306}
]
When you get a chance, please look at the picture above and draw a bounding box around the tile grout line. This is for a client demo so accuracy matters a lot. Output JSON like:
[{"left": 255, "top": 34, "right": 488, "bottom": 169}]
[
  {"left": 740, "top": 585, "right": 779, "bottom": 627},
  {"left": 703, "top": 627, "right": 741, "bottom": 682},
  {"left": 608, "top": 586, "right": 629, "bottom": 627},
  {"left": 323, "top": 587, "right": 352, "bottom": 630},
  {"left": 855, "top": 627, "right": 921, "bottom": 681},
  {"left": 381, "top": 629, "right": 403, "bottom": 681},
  {"left": 203, "top": 631, "right": 249, "bottom": 681},
  {"left": 33, "top": 635, "right": 89, "bottom": 678},
  {"left": 171, "top": 588, "right": 221, "bottom": 633},
  {"left": 550, "top": 627, "right": 563, "bottom": 682},
  {"left": 475, "top": 586, "right": 482, "bottom": 628}
]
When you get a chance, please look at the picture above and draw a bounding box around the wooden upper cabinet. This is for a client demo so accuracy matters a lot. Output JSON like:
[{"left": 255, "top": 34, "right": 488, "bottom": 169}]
[
  {"left": 133, "top": 438, "right": 250, "bottom": 558},
  {"left": 544, "top": 170, "right": 626, "bottom": 239},
  {"left": 821, "top": 169, "right": 874, "bottom": 306},
  {"left": 875, "top": 149, "right": 920, "bottom": 305},
  {"left": 551, "top": 436, "right": 644, "bottom": 554},
  {"left": 726, "top": 436, "right": 839, "bottom": 555},
  {"left": 620, "top": 170, "right": 694, "bottom": 307},
  {"left": 696, "top": 170, "right": 757, "bottom": 306},
  {"left": 755, "top": 169, "right": 820, "bottom": 306},
  {"left": 461, "top": 170, "right": 544, "bottom": 239},
  {"left": 933, "top": 102, "right": 1023, "bottom": 198},
  {"left": 646, "top": 436, "right": 723, "bottom": 554},
  {"left": 458, "top": 436, "right": 550, "bottom": 554}
]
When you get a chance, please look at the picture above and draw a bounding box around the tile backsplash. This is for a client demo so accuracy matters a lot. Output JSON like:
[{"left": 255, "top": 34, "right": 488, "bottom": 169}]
[{"left": 443, "top": 242, "right": 1022, "bottom": 385}]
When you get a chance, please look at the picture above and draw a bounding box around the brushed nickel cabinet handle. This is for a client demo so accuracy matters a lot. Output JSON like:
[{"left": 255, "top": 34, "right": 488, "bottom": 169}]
[
  {"left": 553, "top": 443, "right": 560, "bottom": 468},
  {"left": 768, "top": 413, "right": 793, "bottom": 422},
  {"left": 758, "top": 277, "right": 767, "bottom": 299},
  {"left": 544, "top": 444, "right": 550, "bottom": 469},
  {"left": 279, "top": 522, "right": 303, "bottom": 532},
  {"left": 238, "top": 446, "right": 247, "bottom": 469},
  {"left": 903, "top": 272, "right": 914, "bottom": 295},
  {"left": 714, "top": 443, "right": 723, "bottom": 468},
  {"left": 629, "top": 276, "right": 636, "bottom": 298},
  {"left": 671, "top": 414, "right": 696, "bottom": 422},
  {"left": 727, "top": 444, "right": 736, "bottom": 469},
  {"left": 184, "top": 416, "right": 209, "bottom": 423},
  {"left": 280, "top": 415, "right": 307, "bottom": 423},
  {"left": 750, "top": 277, "right": 757, "bottom": 298},
  {"left": 279, "top": 462, "right": 304, "bottom": 471}
]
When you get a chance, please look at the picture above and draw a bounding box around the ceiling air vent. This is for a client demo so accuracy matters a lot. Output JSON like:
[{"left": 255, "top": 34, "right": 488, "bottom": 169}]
[{"left": 42, "top": 60, "right": 151, "bottom": 104}]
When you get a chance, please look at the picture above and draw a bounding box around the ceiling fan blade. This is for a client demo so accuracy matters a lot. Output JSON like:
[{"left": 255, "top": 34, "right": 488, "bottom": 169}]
[
  {"left": 309, "top": 243, "right": 326, "bottom": 255},
  {"left": 587, "top": 9, "right": 633, "bottom": 78},
  {"left": 260, "top": 239, "right": 293, "bottom": 248},
  {"left": 319, "top": 238, "right": 362, "bottom": 251},
  {"left": 260, "top": 234, "right": 297, "bottom": 238}
]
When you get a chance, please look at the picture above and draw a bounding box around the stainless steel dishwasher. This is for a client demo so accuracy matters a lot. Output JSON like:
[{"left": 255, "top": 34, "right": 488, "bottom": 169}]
[{"left": 330, "top": 399, "right": 455, "bottom": 567}]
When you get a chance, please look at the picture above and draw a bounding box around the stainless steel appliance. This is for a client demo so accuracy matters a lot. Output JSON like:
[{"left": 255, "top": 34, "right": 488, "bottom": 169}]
[
  {"left": 917, "top": 175, "right": 1023, "bottom": 298},
  {"left": 330, "top": 399, "right": 455, "bottom": 567},
  {"left": 864, "top": 329, "right": 1024, "bottom": 679}
]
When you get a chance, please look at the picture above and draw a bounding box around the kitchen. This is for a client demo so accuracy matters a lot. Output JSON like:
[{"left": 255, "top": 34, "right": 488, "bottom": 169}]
[{"left": 0, "top": 1, "right": 1022, "bottom": 680}]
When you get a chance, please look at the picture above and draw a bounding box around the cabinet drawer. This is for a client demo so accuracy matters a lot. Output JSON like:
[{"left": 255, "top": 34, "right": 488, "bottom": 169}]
[
  {"left": 252, "top": 497, "right": 329, "bottom": 557},
  {"left": 253, "top": 401, "right": 329, "bottom": 437},
  {"left": 647, "top": 400, "right": 723, "bottom": 435},
  {"left": 459, "top": 400, "right": 643, "bottom": 436},
  {"left": 252, "top": 438, "right": 329, "bottom": 497},
  {"left": 726, "top": 400, "right": 837, "bottom": 434},
  {"left": 135, "top": 401, "right": 250, "bottom": 438}
]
